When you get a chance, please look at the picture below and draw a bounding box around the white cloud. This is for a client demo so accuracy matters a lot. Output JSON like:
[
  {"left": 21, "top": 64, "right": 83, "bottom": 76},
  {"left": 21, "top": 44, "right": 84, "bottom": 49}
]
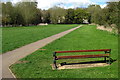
[
  {"left": 37, "top": 0, "right": 96, "bottom": 10},
  {"left": 108, "top": 0, "right": 120, "bottom": 2},
  {"left": 12, "top": 0, "right": 21, "bottom": 3},
  {"left": 37, "top": 0, "right": 61, "bottom": 10},
  {"left": 3, "top": 0, "right": 97, "bottom": 9},
  {"left": 100, "top": 4, "right": 107, "bottom": 8}
]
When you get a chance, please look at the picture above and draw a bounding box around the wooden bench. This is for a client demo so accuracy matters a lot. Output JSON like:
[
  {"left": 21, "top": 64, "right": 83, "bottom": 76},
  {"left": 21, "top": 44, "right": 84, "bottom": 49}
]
[{"left": 53, "top": 49, "right": 111, "bottom": 69}]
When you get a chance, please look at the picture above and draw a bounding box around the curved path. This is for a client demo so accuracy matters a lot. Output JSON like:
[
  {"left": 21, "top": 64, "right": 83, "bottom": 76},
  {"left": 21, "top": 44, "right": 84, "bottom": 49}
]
[{"left": 1, "top": 25, "right": 82, "bottom": 78}]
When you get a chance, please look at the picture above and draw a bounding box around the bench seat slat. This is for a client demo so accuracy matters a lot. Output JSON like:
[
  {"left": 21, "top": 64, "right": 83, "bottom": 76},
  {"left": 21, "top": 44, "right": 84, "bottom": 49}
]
[{"left": 56, "top": 54, "right": 110, "bottom": 60}]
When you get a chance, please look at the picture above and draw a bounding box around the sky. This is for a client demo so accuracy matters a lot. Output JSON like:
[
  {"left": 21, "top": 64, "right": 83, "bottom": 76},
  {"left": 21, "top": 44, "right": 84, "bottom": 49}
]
[{"left": 1, "top": 0, "right": 119, "bottom": 10}]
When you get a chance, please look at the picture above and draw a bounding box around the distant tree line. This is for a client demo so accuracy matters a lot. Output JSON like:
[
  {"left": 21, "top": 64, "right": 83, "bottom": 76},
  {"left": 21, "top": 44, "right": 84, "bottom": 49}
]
[
  {"left": 87, "top": 2, "right": 119, "bottom": 28},
  {"left": 1, "top": 1, "right": 119, "bottom": 28},
  {"left": 2, "top": 2, "right": 42, "bottom": 26}
]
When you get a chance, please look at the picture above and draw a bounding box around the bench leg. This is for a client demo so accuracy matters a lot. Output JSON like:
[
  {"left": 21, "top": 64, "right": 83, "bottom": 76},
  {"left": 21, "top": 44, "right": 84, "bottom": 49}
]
[
  {"left": 53, "top": 60, "right": 57, "bottom": 69},
  {"left": 107, "top": 57, "right": 111, "bottom": 64},
  {"left": 104, "top": 57, "right": 106, "bottom": 62},
  {"left": 108, "top": 57, "right": 111, "bottom": 64}
]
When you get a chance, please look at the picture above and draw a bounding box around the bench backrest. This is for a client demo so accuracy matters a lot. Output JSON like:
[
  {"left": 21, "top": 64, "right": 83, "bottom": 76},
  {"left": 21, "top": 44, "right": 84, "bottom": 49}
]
[
  {"left": 55, "top": 49, "right": 111, "bottom": 53},
  {"left": 53, "top": 49, "right": 111, "bottom": 58}
]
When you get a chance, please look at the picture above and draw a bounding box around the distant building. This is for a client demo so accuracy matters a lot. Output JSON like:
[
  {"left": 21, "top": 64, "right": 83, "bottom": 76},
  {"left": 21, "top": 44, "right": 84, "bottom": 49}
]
[
  {"left": 38, "top": 23, "right": 48, "bottom": 26},
  {"left": 83, "top": 19, "right": 89, "bottom": 24},
  {"left": 58, "top": 16, "right": 65, "bottom": 23}
]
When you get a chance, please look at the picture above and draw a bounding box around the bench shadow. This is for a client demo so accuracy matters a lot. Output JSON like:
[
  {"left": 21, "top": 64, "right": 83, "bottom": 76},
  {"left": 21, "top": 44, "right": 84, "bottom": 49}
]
[{"left": 60, "top": 59, "right": 117, "bottom": 66}]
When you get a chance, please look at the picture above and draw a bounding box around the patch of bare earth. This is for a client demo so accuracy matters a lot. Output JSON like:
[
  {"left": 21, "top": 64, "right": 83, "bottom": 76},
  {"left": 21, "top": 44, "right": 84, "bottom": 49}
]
[
  {"left": 97, "top": 26, "right": 112, "bottom": 32},
  {"left": 51, "top": 63, "right": 109, "bottom": 70},
  {"left": 96, "top": 24, "right": 118, "bottom": 34}
]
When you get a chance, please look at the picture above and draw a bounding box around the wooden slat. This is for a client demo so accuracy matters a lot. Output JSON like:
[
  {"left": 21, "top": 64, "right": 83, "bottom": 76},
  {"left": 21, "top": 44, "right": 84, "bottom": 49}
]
[
  {"left": 55, "top": 49, "right": 111, "bottom": 53},
  {"left": 56, "top": 54, "right": 110, "bottom": 60}
]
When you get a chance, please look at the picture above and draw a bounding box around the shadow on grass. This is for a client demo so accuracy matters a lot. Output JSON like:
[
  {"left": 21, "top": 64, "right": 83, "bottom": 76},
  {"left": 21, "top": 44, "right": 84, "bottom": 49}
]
[{"left": 60, "top": 59, "right": 117, "bottom": 66}]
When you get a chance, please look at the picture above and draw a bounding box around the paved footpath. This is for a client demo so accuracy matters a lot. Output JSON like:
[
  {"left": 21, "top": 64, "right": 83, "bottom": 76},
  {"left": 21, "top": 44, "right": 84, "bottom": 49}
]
[{"left": 1, "top": 25, "right": 82, "bottom": 78}]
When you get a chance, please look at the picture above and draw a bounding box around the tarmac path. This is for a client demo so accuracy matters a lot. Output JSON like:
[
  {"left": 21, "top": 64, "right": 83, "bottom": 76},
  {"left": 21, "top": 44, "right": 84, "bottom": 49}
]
[{"left": 1, "top": 25, "right": 82, "bottom": 79}]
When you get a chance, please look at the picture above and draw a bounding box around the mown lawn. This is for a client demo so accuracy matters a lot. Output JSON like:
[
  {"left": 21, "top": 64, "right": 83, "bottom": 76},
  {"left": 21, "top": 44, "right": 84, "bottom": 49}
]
[
  {"left": 11, "top": 25, "right": 118, "bottom": 78},
  {"left": 2, "top": 24, "right": 78, "bottom": 53}
]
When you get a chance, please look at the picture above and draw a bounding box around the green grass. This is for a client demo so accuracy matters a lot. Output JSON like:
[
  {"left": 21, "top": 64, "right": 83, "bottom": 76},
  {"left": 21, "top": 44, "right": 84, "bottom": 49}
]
[
  {"left": 2, "top": 24, "right": 78, "bottom": 53},
  {"left": 11, "top": 25, "right": 118, "bottom": 78}
]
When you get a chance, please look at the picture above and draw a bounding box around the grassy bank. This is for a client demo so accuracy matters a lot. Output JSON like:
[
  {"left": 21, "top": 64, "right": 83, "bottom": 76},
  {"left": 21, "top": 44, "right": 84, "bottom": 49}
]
[
  {"left": 2, "top": 24, "right": 78, "bottom": 53},
  {"left": 11, "top": 25, "right": 118, "bottom": 78}
]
